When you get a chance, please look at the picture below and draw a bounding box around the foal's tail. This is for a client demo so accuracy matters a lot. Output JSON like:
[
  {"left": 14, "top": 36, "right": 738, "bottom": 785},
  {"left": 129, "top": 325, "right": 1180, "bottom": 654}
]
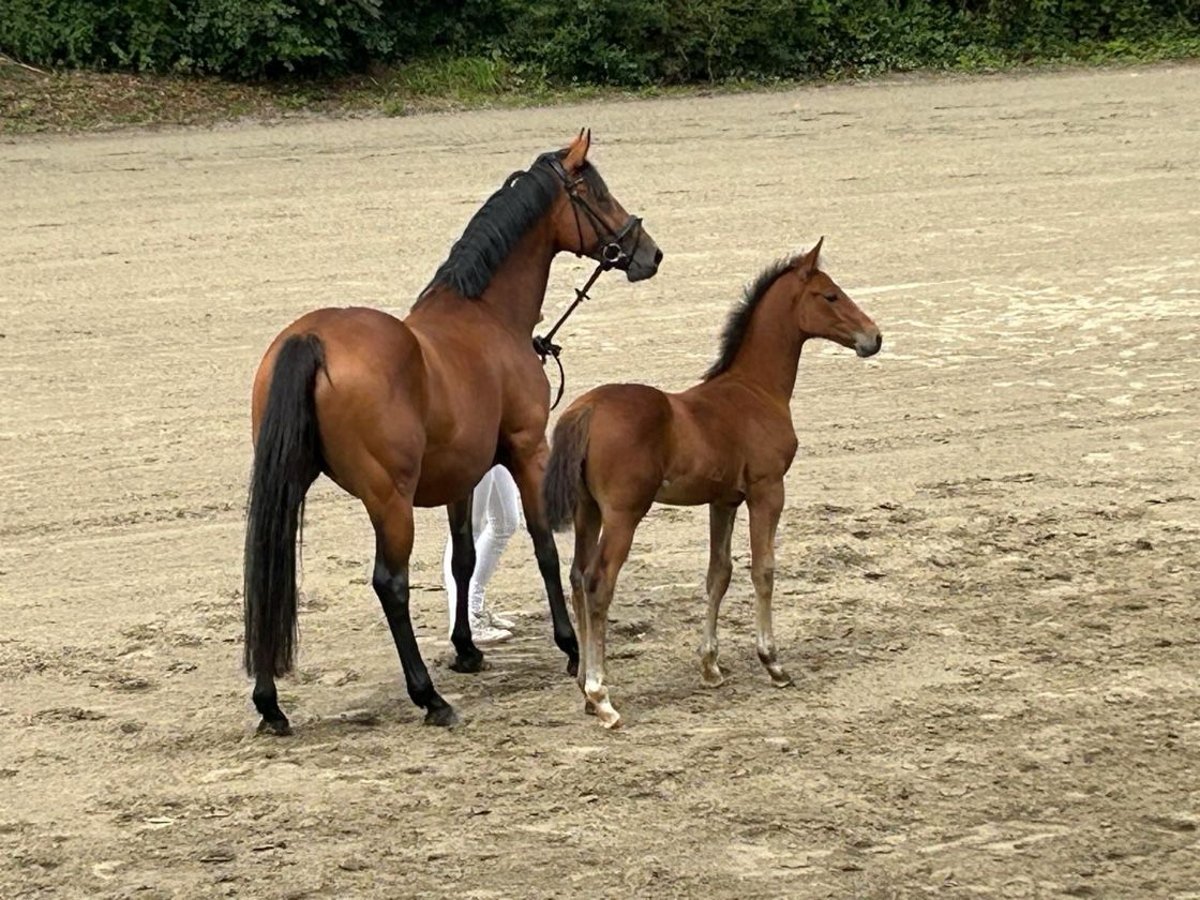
[
  {"left": 544, "top": 405, "right": 593, "bottom": 532},
  {"left": 243, "top": 333, "right": 325, "bottom": 679}
]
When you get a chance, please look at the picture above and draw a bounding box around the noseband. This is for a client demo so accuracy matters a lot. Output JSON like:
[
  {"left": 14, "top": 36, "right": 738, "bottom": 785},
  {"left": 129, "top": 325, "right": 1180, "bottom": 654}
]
[{"left": 533, "top": 156, "right": 644, "bottom": 409}]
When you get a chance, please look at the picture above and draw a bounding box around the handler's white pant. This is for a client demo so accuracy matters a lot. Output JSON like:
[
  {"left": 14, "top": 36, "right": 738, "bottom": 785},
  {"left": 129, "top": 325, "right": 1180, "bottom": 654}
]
[{"left": 443, "top": 466, "right": 522, "bottom": 632}]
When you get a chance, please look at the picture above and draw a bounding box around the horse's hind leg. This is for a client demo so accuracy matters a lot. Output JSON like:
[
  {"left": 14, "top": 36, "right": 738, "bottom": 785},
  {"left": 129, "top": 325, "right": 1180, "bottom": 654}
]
[
  {"left": 253, "top": 673, "right": 290, "bottom": 735},
  {"left": 700, "top": 503, "right": 738, "bottom": 688},
  {"left": 747, "top": 482, "right": 792, "bottom": 688},
  {"left": 582, "top": 511, "right": 639, "bottom": 729},
  {"left": 507, "top": 449, "right": 580, "bottom": 676},
  {"left": 570, "top": 494, "right": 601, "bottom": 710},
  {"left": 446, "top": 496, "right": 485, "bottom": 673},
  {"left": 370, "top": 494, "right": 457, "bottom": 726}
]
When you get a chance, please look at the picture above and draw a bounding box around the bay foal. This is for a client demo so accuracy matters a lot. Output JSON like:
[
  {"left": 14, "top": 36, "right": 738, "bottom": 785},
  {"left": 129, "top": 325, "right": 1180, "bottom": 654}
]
[{"left": 543, "top": 241, "right": 880, "bottom": 728}]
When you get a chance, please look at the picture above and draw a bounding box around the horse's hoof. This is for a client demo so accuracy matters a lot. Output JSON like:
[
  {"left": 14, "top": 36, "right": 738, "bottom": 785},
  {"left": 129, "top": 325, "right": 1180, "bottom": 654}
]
[
  {"left": 584, "top": 699, "right": 596, "bottom": 716},
  {"left": 449, "top": 651, "right": 485, "bottom": 674},
  {"left": 566, "top": 656, "right": 580, "bottom": 678},
  {"left": 424, "top": 704, "right": 460, "bottom": 728},
  {"left": 256, "top": 717, "right": 292, "bottom": 737}
]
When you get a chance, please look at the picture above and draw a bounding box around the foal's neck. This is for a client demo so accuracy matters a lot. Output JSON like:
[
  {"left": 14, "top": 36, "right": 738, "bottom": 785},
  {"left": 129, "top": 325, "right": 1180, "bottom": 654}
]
[
  {"left": 722, "top": 279, "right": 803, "bottom": 401},
  {"left": 479, "top": 218, "right": 557, "bottom": 335}
]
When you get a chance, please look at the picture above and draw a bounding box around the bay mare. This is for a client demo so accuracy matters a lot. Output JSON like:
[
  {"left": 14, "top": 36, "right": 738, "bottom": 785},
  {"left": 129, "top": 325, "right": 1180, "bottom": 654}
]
[{"left": 243, "top": 131, "right": 662, "bottom": 732}]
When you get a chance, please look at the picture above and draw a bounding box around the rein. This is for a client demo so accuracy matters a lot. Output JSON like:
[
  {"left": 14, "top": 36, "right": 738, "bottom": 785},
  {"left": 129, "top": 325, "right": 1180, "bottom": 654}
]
[
  {"left": 533, "top": 260, "right": 609, "bottom": 410},
  {"left": 532, "top": 154, "right": 641, "bottom": 410}
]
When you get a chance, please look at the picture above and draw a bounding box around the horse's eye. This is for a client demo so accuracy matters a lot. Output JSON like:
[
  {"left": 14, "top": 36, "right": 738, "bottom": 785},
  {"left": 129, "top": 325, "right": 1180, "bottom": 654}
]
[{"left": 824, "top": 293, "right": 838, "bottom": 303}]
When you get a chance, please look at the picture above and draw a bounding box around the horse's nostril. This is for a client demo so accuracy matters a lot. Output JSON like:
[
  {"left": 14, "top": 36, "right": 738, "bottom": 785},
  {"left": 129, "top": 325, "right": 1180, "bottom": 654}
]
[
  {"left": 874, "top": 333, "right": 883, "bottom": 351},
  {"left": 653, "top": 248, "right": 663, "bottom": 266}
]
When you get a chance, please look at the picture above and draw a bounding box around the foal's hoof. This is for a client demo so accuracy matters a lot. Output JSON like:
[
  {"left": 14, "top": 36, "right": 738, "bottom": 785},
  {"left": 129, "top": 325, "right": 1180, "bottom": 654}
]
[
  {"left": 597, "top": 708, "right": 623, "bottom": 730},
  {"left": 424, "top": 704, "right": 460, "bottom": 728},
  {"left": 256, "top": 717, "right": 292, "bottom": 737},
  {"left": 700, "top": 664, "right": 727, "bottom": 688},
  {"left": 768, "top": 667, "right": 794, "bottom": 688},
  {"left": 449, "top": 650, "right": 485, "bottom": 674}
]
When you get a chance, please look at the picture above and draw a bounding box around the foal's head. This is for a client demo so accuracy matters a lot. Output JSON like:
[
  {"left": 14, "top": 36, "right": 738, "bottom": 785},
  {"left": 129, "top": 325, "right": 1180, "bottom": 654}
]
[
  {"left": 788, "top": 239, "right": 882, "bottom": 357},
  {"left": 542, "top": 129, "right": 662, "bottom": 282}
]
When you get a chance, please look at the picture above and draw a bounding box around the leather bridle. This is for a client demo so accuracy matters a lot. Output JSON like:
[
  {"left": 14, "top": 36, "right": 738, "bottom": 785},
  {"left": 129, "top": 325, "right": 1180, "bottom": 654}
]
[{"left": 533, "top": 155, "right": 646, "bottom": 409}]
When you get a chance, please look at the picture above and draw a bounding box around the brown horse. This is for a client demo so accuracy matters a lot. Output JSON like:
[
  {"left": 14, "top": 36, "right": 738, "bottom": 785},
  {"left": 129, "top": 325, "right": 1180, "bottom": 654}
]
[
  {"left": 243, "top": 131, "right": 662, "bottom": 733},
  {"left": 543, "top": 240, "right": 880, "bottom": 728}
]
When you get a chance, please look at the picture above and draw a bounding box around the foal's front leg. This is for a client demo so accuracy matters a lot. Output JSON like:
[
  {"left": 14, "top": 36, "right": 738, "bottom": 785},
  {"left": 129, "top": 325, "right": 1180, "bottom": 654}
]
[
  {"left": 747, "top": 481, "right": 793, "bottom": 687},
  {"left": 505, "top": 442, "right": 580, "bottom": 676},
  {"left": 700, "top": 502, "right": 737, "bottom": 687}
]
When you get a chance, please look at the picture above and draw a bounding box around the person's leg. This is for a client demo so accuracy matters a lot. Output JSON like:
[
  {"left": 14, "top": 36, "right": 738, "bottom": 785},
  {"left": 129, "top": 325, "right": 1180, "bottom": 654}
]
[
  {"left": 469, "top": 467, "right": 522, "bottom": 629},
  {"left": 444, "top": 470, "right": 513, "bottom": 645},
  {"left": 443, "top": 531, "right": 456, "bottom": 637}
]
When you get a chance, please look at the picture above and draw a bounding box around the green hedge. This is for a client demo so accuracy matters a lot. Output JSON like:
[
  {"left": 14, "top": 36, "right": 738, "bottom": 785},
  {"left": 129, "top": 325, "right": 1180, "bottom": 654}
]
[{"left": 3, "top": 0, "right": 1198, "bottom": 80}]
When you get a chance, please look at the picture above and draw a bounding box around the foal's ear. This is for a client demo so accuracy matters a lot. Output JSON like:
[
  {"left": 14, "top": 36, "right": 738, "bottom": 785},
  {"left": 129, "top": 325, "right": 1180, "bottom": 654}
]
[
  {"left": 794, "top": 236, "right": 825, "bottom": 277},
  {"left": 563, "top": 128, "right": 592, "bottom": 171}
]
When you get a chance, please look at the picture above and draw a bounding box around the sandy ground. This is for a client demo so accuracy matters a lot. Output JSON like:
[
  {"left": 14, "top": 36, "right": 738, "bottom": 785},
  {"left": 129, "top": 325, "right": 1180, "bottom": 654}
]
[{"left": 2, "top": 65, "right": 1198, "bottom": 898}]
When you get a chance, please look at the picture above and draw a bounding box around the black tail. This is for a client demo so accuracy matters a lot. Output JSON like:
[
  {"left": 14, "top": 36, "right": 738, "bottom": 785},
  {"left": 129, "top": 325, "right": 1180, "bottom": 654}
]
[
  {"left": 243, "top": 333, "right": 325, "bottom": 678},
  {"left": 543, "top": 406, "right": 593, "bottom": 532}
]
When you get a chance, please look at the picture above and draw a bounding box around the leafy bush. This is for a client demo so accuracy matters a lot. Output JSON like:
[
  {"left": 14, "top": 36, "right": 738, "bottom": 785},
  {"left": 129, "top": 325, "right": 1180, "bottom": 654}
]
[{"left": 2, "top": 0, "right": 1198, "bottom": 80}]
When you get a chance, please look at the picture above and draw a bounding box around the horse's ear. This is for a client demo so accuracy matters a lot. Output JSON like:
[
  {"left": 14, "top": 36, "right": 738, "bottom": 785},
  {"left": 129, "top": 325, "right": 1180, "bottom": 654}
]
[
  {"left": 563, "top": 128, "right": 591, "bottom": 171},
  {"left": 795, "top": 236, "right": 824, "bottom": 277}
]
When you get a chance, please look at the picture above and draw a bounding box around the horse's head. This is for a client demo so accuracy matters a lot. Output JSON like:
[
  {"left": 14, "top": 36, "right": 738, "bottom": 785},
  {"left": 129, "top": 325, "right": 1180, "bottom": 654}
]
[
  {"left": 789, "top": 239, "right": 881, "bottom": 358},
  {"left": 543, "top": 129, "right": 662, "bottom": 282}
]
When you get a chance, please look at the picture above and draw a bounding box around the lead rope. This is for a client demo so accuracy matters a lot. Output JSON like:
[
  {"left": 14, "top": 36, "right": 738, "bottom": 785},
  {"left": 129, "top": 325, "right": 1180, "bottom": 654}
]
[{"left": 533, "top": 259, "right": 610, "bottom": 410}]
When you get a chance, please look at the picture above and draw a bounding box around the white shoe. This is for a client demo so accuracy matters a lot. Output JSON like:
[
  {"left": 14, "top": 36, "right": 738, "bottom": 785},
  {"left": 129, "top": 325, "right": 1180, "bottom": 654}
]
[
  {"left": 469, "top": 615, "right": 512, "bottom": 645},
  {"left": 485, "top": 608, "right": 517, "bottom": 630}
]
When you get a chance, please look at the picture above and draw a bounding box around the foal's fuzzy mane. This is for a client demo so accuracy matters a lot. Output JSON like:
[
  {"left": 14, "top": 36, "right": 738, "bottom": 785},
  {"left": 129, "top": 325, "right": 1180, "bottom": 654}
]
[
  {"left": 417, "top": 151, "right": 611, "bottom": 303},
  {"left": 703, "top": 254, "right": 799, "bottom": 380}
]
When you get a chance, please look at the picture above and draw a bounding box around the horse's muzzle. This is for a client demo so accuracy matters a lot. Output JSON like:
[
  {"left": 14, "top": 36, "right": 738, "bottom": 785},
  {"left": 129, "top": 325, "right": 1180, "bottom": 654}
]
[
  {"left": 626, "top": 243, "right": 663, "bottom": 283},
  {"left": 855, "top": 332, "right": 883, "bottom": 358}
]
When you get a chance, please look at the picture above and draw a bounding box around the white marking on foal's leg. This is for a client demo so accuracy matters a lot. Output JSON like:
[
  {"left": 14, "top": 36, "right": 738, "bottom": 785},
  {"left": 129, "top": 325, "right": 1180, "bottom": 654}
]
[{"left": 584, "top": 677, "right": 621, "bottom": 728}]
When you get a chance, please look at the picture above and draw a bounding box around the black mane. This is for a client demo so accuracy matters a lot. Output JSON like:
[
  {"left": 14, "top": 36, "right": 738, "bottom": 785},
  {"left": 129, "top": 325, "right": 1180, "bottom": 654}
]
[
  {"left": 418, "top": 152, "right": 564, "bottom": 302},
  {"left": 703, "top": 256, "right": 795, "bottom": 380}
]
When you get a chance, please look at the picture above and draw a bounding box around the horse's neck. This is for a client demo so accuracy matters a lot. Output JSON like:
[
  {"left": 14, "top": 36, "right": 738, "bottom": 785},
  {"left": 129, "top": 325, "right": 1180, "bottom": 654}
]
[
  {"left": 725, "top": 282, "right": 802, "bottom": 400},
  {"left": 479, "top": 219, "right": 557, "bottom": 335}
]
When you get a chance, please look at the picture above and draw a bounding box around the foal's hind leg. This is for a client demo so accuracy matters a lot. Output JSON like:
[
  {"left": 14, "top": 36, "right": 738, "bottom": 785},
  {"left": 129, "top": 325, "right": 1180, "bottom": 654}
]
[
  {"left": 370, "top": 495, "right": 457, "bottom": 726},
  {"left": 747, "top": 482, "right": 792, "bottom": 688},
  {"left": 446, "top": 496, "right": 485, "bottom": 673},
  {"left": 700, "top": 503, "right": 738, "bottom": 688},
  {"left": 570, "top": 496, "right": 601, "bottom": 711},
  {"left": 582, "top": 512, "right": 639, "bottom": 729}
]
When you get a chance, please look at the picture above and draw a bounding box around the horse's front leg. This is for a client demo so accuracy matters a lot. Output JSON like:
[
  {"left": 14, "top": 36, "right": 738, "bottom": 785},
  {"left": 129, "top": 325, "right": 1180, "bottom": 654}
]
[{"left": 505, "top": 440, "right": 580, "bottom": 676}]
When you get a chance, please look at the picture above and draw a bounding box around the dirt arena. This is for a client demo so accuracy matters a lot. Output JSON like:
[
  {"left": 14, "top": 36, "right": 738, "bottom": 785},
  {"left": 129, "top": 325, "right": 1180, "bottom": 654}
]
[{"left": 2, "top": 65, "right": 1198, "bottom": 898}]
